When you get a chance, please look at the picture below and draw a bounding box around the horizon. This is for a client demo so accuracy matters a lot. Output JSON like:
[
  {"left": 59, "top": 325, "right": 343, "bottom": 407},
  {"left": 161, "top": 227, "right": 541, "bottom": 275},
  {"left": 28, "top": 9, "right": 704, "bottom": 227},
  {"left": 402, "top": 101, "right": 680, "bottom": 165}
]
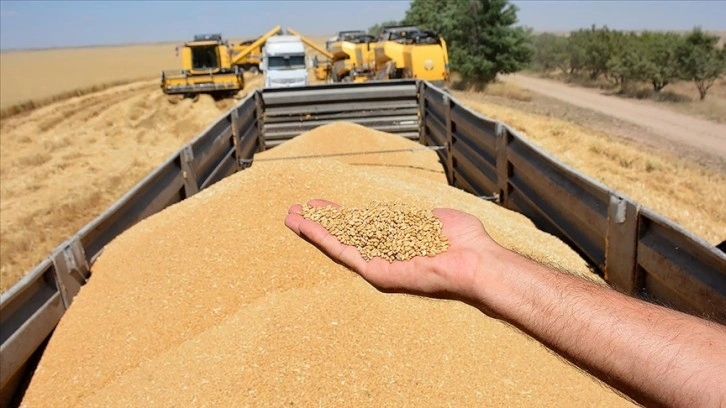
[{"left": 1, "top": 0, "right": 724, "bottom": 51}]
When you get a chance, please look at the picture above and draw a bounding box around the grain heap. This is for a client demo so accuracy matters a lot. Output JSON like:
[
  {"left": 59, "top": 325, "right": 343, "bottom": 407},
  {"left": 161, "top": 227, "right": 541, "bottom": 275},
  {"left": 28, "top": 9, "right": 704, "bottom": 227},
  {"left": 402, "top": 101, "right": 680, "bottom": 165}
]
[
  {"left": 20, "top": 122, "right": 633, "bottom": 407},
  {"left": 301, "top": 201, "right": 449, "bottom": 261}
]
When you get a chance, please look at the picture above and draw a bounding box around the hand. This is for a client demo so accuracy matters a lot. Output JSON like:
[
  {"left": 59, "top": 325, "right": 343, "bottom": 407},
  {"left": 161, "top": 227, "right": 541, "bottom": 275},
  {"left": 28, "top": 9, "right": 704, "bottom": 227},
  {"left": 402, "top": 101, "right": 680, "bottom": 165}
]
[{"left": 284, "top": 199, "right": 506, "bottom": 306}]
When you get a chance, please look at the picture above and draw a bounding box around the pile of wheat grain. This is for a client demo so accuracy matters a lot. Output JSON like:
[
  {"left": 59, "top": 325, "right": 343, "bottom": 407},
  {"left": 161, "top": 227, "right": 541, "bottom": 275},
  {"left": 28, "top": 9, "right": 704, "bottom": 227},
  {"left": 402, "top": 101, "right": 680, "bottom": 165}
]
[{"left": 20, "top": 122, "right": 632, "bottom": 407}]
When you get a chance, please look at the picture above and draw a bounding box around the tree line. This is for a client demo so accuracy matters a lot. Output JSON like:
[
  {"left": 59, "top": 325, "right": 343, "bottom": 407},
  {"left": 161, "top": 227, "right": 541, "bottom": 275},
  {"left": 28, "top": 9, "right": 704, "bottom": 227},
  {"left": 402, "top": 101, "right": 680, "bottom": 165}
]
[
  {"left": 531, "top": 26, "right": 726, "bottom": 100},
  {"left": 367, "top": 0, "right": 725, "bottom": 99}
]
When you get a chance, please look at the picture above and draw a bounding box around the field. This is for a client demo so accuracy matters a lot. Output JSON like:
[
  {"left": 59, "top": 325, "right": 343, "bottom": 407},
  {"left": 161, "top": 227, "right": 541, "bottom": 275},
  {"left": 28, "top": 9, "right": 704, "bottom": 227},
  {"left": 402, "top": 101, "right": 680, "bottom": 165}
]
[
  {"left": 0, "top": 43, "right": 179, "bottom": 112},
  {"left": 1, "top": 41, "right": 724, "bottom": 293}
]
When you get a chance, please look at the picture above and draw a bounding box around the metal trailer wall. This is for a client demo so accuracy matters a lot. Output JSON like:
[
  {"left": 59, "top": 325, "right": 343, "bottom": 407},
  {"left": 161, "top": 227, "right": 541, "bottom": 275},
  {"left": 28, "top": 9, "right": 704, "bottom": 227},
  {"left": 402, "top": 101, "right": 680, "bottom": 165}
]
[{"left": 1, "top": 80, "right": 724, "bottom": 406}]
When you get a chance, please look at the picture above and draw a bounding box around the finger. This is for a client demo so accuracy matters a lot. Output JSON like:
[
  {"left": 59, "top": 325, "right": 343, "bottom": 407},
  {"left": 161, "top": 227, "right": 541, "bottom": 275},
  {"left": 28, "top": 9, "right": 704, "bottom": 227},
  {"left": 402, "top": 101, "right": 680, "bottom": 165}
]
[
  {"left": 334, "top": 243, "right": 369, "bottom": 273},
  {"left": 284, "top": 212, "right": 306, "bottom": 235},
  {"left": 288, "top": 204, "right": 303, "bottom": 215},
  {"left": 307, "top": 199, "right": 340, "bottom": 208}
]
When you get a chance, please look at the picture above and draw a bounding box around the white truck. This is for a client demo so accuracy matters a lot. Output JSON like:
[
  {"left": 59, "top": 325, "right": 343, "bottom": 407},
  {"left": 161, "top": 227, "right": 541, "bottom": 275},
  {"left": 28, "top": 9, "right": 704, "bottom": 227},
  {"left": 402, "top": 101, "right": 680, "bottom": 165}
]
[{"left": 261, "top": 35, "right": 308, "bottom": 88}]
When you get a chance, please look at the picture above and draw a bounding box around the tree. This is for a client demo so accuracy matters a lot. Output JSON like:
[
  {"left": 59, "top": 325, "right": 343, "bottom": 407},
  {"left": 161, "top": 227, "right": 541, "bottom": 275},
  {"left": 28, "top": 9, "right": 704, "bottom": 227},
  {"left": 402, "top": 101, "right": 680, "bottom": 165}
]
[
  {"left": 531, "top": 33, "right": 570, "bottom": 74},
  {"left": 606, "top": 32, "right": 648, "bottom": 91},
  {"left": 401, "top": 0, "right": 450, "bottom": 36},
  {"left": 677, "top": 28, "right": 726, "bottom": 100},
  {"left": 432, "top": 0, "right": 532, "bottom": 89},
  {"left": 368, "top": 20, "right": 401, "bottom": 38},
  {"left": 639, "top": 31, "right": 683, "bottom": 93}
]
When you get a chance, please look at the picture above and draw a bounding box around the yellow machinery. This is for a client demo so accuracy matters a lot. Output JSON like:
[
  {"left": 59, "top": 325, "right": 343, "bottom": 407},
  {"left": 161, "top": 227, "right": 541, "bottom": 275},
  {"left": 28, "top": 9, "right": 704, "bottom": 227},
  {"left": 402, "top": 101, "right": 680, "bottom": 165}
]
[
  {"left": 288, "top": 28, "right": 376, "bottom": 83},
  {"left": 161, "top": 26, "right": 282, "bottom": 97},
  {"left": 374, "top": 26, "right": 449, "bottom": 86},
  {"left": 230, "top": 38, "right": 263, "bottom": 74}
]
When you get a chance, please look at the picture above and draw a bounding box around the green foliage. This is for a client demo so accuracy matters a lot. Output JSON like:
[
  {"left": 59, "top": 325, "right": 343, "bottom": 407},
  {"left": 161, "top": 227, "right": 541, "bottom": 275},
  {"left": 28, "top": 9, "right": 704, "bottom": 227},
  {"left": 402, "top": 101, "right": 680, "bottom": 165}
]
[
  {"left": 639, "top": 32, "right": 683, "bottom": 92},
  {"left": 404, "top": 0, "right": 533, "bottom": 89},
  {"left": 368, "top": 20, "right": 401, "bottom": 38},
  {"left": 530, "top": 26, "right": 724, "bottom": 100},
  {"left": 402, "top": 0, "right": 449, "bottom": 35},
  {"left": 677, "top": 28, "right": 726, "bottom": 100},
  {"left": 606, "top": 33, "right": 647, "bottom": 89},
  {"left": 531, "top": 33, "right": 570, "bottom": 74}
]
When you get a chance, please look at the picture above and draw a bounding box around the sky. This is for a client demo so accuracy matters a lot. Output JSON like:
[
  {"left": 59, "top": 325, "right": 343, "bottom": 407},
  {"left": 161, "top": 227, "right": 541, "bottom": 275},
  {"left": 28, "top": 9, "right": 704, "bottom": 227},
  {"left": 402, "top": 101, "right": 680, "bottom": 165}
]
[{"left": 0, "top": 0, "right": 724, "bottom": 50}]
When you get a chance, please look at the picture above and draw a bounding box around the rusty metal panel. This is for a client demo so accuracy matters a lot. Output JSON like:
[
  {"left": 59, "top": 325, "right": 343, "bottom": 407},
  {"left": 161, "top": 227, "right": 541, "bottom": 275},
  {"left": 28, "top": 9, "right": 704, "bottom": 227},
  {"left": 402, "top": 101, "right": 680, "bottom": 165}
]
[
  {"left": 605, "top": 195, "right": 639, "bottom": 293},
  {"left": 637, "top": 209, "right": 726, "bottom": 322},
  {"left": 506, "top": 132, "right": 610, "bottom": 268}
]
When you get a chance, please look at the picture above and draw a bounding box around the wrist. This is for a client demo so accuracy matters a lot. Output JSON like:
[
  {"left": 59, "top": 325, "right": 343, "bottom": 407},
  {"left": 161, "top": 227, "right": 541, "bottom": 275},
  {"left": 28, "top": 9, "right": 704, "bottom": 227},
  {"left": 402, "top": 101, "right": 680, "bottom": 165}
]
[{"left": 467, "top": 242, "right": 522, "bottom": 316}]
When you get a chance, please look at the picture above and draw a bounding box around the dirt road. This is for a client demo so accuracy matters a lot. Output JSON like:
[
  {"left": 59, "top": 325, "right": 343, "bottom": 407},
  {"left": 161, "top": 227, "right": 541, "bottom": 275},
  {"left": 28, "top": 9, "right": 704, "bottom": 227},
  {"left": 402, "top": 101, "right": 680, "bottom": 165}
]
[{"left": 500, "top": 74, "right": 726, "bottom": 158}]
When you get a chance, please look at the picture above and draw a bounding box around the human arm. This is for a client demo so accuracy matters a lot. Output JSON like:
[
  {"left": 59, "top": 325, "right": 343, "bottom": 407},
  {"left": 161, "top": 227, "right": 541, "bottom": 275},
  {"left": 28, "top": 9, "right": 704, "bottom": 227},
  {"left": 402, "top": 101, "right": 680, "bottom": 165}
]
[{"left": 284, "top": 200, "right": 726, "bottom": 407}]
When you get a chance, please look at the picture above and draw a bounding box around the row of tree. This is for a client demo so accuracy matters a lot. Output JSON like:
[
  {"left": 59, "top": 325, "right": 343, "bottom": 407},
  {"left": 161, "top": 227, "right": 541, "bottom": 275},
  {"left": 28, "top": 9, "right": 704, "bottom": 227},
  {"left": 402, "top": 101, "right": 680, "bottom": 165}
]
[
  {"left": 368, "top": 0, "right": 725, "bottom": 100},
  {"left": 531, "top": 26, "right": 726, "bottom": 100}
]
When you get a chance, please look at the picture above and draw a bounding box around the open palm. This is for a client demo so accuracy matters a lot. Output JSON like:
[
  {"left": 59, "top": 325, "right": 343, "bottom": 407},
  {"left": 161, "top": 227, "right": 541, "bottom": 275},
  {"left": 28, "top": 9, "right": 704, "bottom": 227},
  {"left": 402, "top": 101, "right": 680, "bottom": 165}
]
[{"left": 285, "top": 199, "right": 501, "bottom": 304}]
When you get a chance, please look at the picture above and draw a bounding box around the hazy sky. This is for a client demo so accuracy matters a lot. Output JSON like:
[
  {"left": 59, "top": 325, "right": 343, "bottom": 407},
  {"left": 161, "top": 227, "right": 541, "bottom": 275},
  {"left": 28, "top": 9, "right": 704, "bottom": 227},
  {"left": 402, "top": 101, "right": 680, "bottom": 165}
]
[{"left": 1, "top": 1, "right": 724, "bottom": 50}]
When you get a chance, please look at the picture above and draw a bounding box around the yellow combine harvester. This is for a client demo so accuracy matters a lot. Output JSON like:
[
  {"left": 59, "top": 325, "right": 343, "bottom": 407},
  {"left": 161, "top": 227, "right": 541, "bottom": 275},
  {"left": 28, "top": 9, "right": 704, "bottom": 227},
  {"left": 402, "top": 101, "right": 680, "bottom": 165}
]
[
  {"left": 374, "top": 25, "right": 449, "bottom": 87},
  {"left": 230, "top": 38, "right": 263, "bottom": 74},
  {"left": 288, "top": 28, "right": 377, "bottom": 83},
  {"left": 160, "top": 26, "right": 282, "bottom": 98}
]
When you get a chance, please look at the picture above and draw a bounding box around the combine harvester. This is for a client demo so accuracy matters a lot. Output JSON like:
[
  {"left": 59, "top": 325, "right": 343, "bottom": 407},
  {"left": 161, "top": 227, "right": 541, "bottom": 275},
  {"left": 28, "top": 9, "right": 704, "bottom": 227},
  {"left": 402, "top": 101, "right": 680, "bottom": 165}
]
[
  {"left": 290, "top": 28, "right": 379, "bottom": 83},
  {"left": 230, "top": 38, "right": 264, "bottom": 74},
  {"left": 374, "top": 25, "right": 450, "bottom": 87},
  {"left": 290, "top": 26, "right": 449, "bottom": 88},
  {"left": 160, "top": 26, "right": 282, "bottom": 99}
]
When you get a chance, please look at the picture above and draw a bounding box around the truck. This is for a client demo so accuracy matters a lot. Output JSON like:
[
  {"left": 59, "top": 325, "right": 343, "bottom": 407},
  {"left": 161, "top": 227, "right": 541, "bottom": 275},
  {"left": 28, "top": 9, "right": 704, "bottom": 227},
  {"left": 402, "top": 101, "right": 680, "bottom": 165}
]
[
  {"left": 1, "top": 80, "right": 724, "bottom": 406},
  {"left": 260, "top": 35, "right": 308, "bottom": 88}
]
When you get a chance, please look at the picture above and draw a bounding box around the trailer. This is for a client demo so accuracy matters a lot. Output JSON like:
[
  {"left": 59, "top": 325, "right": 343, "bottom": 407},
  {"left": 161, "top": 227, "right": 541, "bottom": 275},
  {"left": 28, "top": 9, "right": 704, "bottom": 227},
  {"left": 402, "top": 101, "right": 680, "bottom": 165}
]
[{"left": 1, "top": 80, "right": 724, "bottom": 406}]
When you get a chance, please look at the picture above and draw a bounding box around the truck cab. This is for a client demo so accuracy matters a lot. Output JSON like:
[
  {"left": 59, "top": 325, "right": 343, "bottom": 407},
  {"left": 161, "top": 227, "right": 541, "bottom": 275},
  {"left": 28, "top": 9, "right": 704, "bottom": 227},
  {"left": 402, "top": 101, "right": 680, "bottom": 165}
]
[{"left": 261, "top": 35, "right": 308, "bottom": 88}]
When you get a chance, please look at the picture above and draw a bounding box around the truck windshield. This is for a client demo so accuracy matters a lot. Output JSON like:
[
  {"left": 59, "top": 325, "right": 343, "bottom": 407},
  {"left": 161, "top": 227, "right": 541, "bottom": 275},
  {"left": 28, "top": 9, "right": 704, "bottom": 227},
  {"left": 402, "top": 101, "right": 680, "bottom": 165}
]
[{"left": 267, "top": 55, "right": 306, "bottom": 70}]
